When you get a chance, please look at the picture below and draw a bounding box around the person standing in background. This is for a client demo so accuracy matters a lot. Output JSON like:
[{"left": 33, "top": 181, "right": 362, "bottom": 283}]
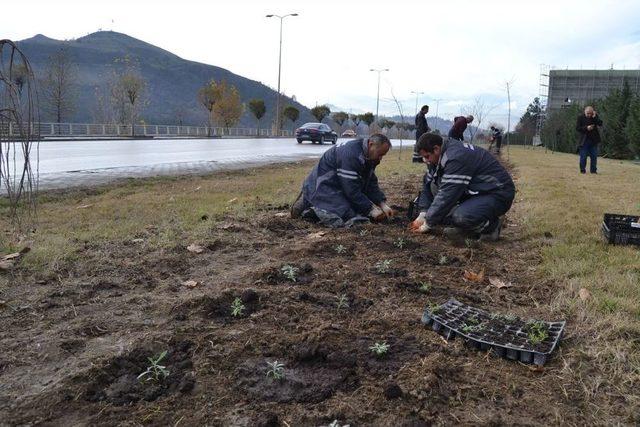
[
  {"left": 576, "top": 106, "right": 602, "bottom": 174},
  {"left": 412, "top": 105, "right": 430, "bottom": 163}
]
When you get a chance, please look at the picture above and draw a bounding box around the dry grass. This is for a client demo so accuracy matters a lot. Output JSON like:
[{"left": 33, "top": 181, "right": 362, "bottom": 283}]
[
  {"left": 0, "top": 146, "right": 423, "bottom": 273},
  {"left": 508, "top": 146, "right": 640, "bottom": 422}
]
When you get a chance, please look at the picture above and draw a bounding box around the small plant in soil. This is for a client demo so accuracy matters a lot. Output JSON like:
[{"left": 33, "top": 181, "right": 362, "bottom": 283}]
[
  {"left": 375, "top": 259, "right": 392, "bottom": 274},
  {"left": 394, "top": 237, "right": 406, "bottom": 249},
  {"left": 336, "top": 294, "right": 349, "bottom": 309},
  {"left": 266, "top": 360, "right": 285, "bottom": 381},
  {"left": 137, "top": 351, "right": 170, "bottom": 382},
  {"left": 281, "top": 265, "right": 299, "bottom": 282},
  {"left": 231, "top": 297, "right": 245, "bottom": 317},
  {"left": 334, "top": 244, "right": 346, "bottom": 254},
  {"left": 369, "top": 341, "right": 390, "bottom": 358},
  {"left": 439, "top": 254, "right": 448, "bottom": 265},
  {"left": 359, "top": 229, "right": 369, "bottom": 237},
  {"left": 525, "top": 320, "right": 549, "bottom": 345},
  {"left": 418, "top": 281, "right": 432, "bottom": 293}
]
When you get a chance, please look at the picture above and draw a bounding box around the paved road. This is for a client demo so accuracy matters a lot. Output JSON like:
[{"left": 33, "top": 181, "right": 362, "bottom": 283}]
[{"left": 27, "top": 137, "right": 342, "bottom": 191}]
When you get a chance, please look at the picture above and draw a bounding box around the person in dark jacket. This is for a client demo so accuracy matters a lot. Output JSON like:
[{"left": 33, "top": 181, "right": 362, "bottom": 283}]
[
  {"left": 448, "top": 115, "right": 474, "bottom": 141},
  {"left": 576, "top": 106, "right": 602, "bottom": 174},
  {"left": 489, "top": 126, "right": 503, "bottom": 154},
  {"left": 412, "top": 105, "right": 430, "bottom": 163},
  {"left": 409, "top": 133, "right": 515, "bottom": 241},
  {"left": 290, "top": 134, "right": 395, "bottom": 227}
]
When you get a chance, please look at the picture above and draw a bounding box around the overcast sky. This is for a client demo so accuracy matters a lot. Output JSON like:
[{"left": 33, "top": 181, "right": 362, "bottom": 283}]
[{"left": 3, "top": 0, "right": 640, "bottom": 128}]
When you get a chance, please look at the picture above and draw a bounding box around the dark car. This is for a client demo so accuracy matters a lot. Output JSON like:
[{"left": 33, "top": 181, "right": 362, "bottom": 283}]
[{"left": 295, "top": 123, "right": 338, "bottom": 144}]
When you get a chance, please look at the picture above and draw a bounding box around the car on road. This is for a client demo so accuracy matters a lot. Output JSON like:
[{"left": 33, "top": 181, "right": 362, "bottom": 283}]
[
  {"left": 341, "top": 129, "right": 357, "bottom": 138},
  {"left": 295, "top": 123, "right": 338, "bottom": 144}
]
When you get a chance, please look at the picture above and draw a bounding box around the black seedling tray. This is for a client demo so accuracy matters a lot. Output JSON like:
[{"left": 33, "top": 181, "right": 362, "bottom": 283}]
[
  {"left": 602, "top": 213, "right": 640, "bottom": 246},
  {"left": 421, "top": 299, "right": 565, "bottom": 366}
]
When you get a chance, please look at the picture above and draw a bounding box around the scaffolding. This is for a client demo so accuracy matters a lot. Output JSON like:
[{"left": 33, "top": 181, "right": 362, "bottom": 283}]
[{"left": 534, "top": 64, "right": 550, "bottom": 147}]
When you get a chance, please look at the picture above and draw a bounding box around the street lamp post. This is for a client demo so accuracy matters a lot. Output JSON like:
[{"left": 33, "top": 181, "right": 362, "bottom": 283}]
[
  {"left": 411, "top": 91, "right": 424, "bottom": 114},
  {"left": 266, "top": 13, "right": 298, "bottom": 136},
  {"left": 370, "top": 68, "right": 389, "bottom": 123},
  {"left": 433, "top": 98, "right": 443, "bottom": 130}
]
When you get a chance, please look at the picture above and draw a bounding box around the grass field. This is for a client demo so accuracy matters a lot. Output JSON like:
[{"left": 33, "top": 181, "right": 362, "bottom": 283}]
[{"left": 1, "top": 144, "right": 639, "bottom": 424}]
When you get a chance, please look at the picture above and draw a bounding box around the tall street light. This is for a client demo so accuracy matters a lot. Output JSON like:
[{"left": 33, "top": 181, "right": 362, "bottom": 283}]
[
  {"left": 266, "top": 13, "right": 298, "bottom": 135},
  {"left": 411, "top": 90, "right": 424, "bottom": 114},
  {"left": 432, "top": 98, "right": 443, "bottom": 132},
  {"left": 370, "top": 68, "right": 389, "bottom": 122}
]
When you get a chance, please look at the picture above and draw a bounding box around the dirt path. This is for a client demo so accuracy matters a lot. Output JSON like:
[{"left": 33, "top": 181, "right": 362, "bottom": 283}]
[{"left": 0, "top": 167, "right": 584, "bottom": 426}]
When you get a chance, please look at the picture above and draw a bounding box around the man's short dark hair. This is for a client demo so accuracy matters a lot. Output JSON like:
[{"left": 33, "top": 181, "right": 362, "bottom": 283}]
[
  {"left": 369, "top": 133, "right": 392, "bottom": 147},
  {"left": 416, "top": 133, "right": 443, "bottom": 153},
  {"left": 421, "top": 105, "right": 430, "bottom": 112}
]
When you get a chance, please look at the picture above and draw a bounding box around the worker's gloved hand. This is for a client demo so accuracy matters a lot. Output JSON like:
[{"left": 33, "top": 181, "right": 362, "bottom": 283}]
[
  {"left": 369, "top": 205, "right": 386, "bottom": 222},
  {"left": 409, "top": 212, "right": 431, "bottom": 233},
  {"left": 379, "top": 202, "right": 395, "bottom": 218}
]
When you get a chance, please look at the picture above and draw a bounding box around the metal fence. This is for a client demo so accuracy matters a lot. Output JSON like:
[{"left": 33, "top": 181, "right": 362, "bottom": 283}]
[{"left": 0, "top": 122, "right": 292, "bottom": 138}]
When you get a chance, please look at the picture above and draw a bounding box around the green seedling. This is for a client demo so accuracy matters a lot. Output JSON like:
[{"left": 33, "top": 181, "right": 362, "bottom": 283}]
[
  {"left": 328, "top": 420, "right": 345, "bottom": 427},
  {"left": 336, "top": 294, "right": 350, "bottom": 309},
  {"left": 428, "top": 302, "right": 442, "bottom": 314},
  {"left": 369, "top": 341, "right": 390, "bottom": 357},
  {"left": 266, "top": 360, "right": 285, "bottom": 380},
  {"left": 281, "top": 265, "right": 299, "bottom": 282},
  {"left": 439, "top": 255, "right": 449, "bottom": 265},
  {"left": 335, "top": 244, "right": 347, "bottom": 254},
  {"left": 526, "top": 320, "right": 549, "bottom": 345},
  {"left": 418, "top": 281, "right": 432, "bottom": 293},
  {"left": 137, "top": 351, "right": 170, "bottom": 382},
  {"left": 466, "top": 315, "right": 480, "bottom": 325},
  {"left": 375, "top": 259, "right": 392, "bottom": 274},
  {"left": 359, "top": 229, "right": 369, "bottom": 237},
  {"left": 394, "top": 237, "right": 406, "bottom": 249},
  {"left": 461, "top": 323, "right": 482, "bottom": 334},
  {"left": 231, "top": 297, "right": 245, "bottom": 317}
]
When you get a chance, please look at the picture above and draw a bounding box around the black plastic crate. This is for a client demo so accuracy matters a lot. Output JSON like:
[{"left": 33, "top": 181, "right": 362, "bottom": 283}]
[
  {"left": 422, "top": 299, "right": 565, "bottom": 366},
  {"left": 602, "top": 213, "right": 640, "bottom": 246}
]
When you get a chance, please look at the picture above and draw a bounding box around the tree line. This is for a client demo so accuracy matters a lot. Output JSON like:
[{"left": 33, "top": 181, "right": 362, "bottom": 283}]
[{"left": 35, "top": 47, "right": 427, "bottom": 137}]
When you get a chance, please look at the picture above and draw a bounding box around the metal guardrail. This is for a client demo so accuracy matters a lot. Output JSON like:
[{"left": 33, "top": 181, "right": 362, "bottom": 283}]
[{"left": 0, "top": 122, "right": 292, "bottom": 138}]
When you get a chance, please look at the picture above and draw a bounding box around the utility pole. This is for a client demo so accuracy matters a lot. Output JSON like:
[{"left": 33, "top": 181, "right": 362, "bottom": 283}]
[
  {"left": 370, "top": 68, "right": 389, "bottom": 123},
  {"left": 266, "top": 13, "right": 298, "bottom": 136},
  {"left": 432, "top": 98, "right": 443, "bottom": 132}
]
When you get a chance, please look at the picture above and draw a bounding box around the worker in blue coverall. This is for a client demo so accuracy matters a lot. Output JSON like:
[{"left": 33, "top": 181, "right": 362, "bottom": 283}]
[
  {"left": 290, "top": 133, "right": 395, "bottom": 227},
  {"left": 409, "top": 133, "right": 515, "bottom": 241}
]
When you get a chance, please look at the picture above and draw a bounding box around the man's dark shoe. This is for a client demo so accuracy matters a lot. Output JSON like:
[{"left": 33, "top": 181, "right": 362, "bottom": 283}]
[
  {"left": 290, "top": 191, "right": 305, "bottom": 219},
  {"left": 580, "top": 170, "right": 586, "bottom": 174},
  {"left": 479, "top": 217, "right": 503, "bottom": 242},
  {"left": 591, "top": 171, "right": 597, "bottom": 174}
]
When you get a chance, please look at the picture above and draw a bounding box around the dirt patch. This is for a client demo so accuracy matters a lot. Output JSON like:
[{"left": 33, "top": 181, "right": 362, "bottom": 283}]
[
  {"left": 0, "top": 162, "right": 592, "bottom": 425},
  {"left": 83, "top": 340, "right": 195, "bottom": 405}
]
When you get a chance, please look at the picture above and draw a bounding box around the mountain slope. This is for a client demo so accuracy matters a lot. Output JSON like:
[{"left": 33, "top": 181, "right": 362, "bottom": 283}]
[{"left": 17, "top": 31, "right": 314, "bottom": 127}]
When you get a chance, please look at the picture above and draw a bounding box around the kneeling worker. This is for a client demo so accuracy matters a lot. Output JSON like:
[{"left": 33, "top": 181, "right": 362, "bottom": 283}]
[
  {"left": 291, "top": 134, "right": 395, "bottom": 227},
  {"left": 410, "top": 133, "right": 515, "bottom": 241}
]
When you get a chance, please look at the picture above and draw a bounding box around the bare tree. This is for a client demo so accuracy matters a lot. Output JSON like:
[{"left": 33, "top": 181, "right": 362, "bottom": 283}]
[
  {"left": 0, "top": 40, "right": 39, "bottom": 227},
  {"left": 110, "top": 57, "right": 146, "bottom": 136},
  {"left": 462, "top": 97, "right": 497, "bottom": 142},
  {"left": 40, "top": 48, "right": 77, "bottom": 125}
]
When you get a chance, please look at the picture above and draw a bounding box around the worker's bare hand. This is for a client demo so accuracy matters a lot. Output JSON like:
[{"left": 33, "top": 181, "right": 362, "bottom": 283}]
[
  {"left": 369, "top": 205, "right": 386, "bottom": 222},
  {"left": 379, "top": 202, "right": 395, "bottom": 218},
  {"left": 409, "top": 212, "right": 431, "bottom": 233}
]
